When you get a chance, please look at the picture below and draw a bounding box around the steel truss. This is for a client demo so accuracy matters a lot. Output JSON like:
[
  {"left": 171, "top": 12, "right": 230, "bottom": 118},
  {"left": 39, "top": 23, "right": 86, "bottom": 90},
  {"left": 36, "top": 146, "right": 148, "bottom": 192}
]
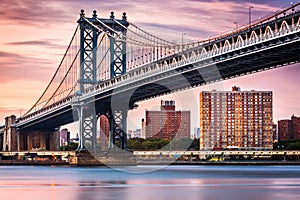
[{"left": 77, "top": 10, "right": 129, "bottom": 150}]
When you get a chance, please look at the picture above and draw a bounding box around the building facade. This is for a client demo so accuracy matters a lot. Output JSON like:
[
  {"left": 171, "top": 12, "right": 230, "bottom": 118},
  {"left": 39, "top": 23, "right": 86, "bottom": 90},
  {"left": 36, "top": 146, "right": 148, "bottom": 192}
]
[
  {"left": 145, "top": 100, "right": 190, "bottom": 139},
  {"left": 278, "top": 115, "right": 300, "bottom": 141},
  {"left": 200, "top": 86, "right": 273, "bottom": 150},
  {"left": 141, "top": 118, "right": 146, "bottom": 139},
  {"left": 127, "top": 129, "right": 142, "bottom": 139},
  {"left": 272, "top": 123, "right": 278, "bottom": 142},
  {"left": 59, "top": 128, "right": 70, "bottom": 147},
  {"left": 99, "top": 115, "right": 110, "bottom": 149}
]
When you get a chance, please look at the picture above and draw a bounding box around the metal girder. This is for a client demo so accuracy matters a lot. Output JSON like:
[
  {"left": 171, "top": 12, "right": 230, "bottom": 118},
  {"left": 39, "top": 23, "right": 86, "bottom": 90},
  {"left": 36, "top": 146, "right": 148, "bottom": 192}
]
[
  {"left": 76, "top": 11, "right": 129, "bottom": 150},
  {"left": 110, "top": 31, "right": 127, "bottom": 78},
  {"left": 106, "top": 110, "right": 127, "bottom": 150},
  {"left": 72, "top": 99, "right": 97, "bottom": 150},
  {"left": 77, "top": 10, "right": 99, "bottom": 150},
  {"left": 81, "top": 102, "right": 97, "bottom": 149},
  {"left": 78, "top": 11, "right": 98, "bottom": 92}
]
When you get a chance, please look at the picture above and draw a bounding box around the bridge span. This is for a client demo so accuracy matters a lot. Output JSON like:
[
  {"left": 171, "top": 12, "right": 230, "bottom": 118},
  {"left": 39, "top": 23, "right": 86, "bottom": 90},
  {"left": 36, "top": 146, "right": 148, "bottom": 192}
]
[{"left": 1, "top": 3, "right": 300, "bottom": 152}]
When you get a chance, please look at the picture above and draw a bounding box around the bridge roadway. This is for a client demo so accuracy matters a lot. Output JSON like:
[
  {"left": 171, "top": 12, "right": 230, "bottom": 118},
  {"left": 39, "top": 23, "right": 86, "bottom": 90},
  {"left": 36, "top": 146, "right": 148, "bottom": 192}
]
[{"left": 17, "top": 9, "right": 300, "bottom": 130}]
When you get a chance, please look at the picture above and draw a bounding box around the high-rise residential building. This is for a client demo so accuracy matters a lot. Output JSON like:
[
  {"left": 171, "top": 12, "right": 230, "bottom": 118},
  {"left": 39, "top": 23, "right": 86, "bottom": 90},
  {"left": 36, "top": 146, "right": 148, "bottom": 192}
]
[
  {"left": 272, "top": 123, "right": 278, "bottom": 142},
  {"left": 141, "top": 118, "right": 146, "bottom": 139},
  {"left": 199, "top": 86, "right": 273, "bottom": 150},
  {"left": 278, "top": 115, "right": 300, "bottom": 141},
  {"left": 145, "top": 100, "right": 190, "bottom": 139},
  {"left": 59, "top": 128, "right": 70, "bottom": 146}
]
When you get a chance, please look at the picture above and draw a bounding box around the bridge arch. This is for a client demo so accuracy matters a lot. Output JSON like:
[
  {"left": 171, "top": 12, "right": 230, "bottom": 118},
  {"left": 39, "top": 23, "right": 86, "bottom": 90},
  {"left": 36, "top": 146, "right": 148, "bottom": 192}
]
[
  {"left": 264, "top": 26, "right": 274, "bottom": 38},
  {"left": 249, "top": 31, "right": 259, "bottom": 43},
  {"left": 223, "top": 40, "right": 231, "bottom": 51},
  {"left": 155, "top": 63, "right": 160, "bottom": 70},
  {"left": 200, "top": 48, "right": 207, "bottom": 58},
  {"left": 212, "top": 44, "right": 219, "bottom": 54},
  {"left": 172, "top": 57, "right": 177, "bottom": 64},
  {"left": 163, "top": 60, "right": 168, "bottom": 67},
  {"left": 191, "top": 51, "right": 196, "bottom": 58},
  {"left": 279, "top": 20, "right": 290, "bottom": 33},
  {"left": 297, "top": 17, "right": 300, "bottom": 28},
  {"left": 236, "top": 35, "right": 244, "bottom": 47}
]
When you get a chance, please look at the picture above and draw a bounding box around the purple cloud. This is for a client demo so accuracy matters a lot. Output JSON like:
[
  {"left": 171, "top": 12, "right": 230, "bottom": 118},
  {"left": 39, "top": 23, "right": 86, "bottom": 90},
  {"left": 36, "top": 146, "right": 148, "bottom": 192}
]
[
  {"left": 6, "top": 40, "right": 65, "bottom": 49},
  {"left": 0, "top": 50, "right": 56, "bottom": 83},
  {"left": 0, "top": 0, "right": 72, "bottom": 26}
]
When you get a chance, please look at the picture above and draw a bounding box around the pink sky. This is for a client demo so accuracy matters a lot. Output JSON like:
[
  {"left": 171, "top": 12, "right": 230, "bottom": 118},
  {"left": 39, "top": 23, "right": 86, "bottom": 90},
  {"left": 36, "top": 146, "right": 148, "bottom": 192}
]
[{"left": 0, "top": 0, "right": 299, "bottom": 131}]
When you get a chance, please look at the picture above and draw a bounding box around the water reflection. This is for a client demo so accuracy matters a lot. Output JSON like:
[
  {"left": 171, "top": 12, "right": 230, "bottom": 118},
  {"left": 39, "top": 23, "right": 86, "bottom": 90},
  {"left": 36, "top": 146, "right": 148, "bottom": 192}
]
[{"left": 0, "top": 166, "right": 300, "bottom": 200}]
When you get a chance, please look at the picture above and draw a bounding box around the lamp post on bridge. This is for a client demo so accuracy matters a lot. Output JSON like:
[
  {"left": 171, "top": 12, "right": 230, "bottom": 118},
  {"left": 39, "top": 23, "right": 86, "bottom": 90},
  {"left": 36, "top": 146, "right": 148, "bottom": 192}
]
[
  {"left": 234, "top": 21, "right": 238, "bottom": 30},
  {"left": 181, "top": 33, "right": 186, "bottom": 51},
  {"left": 249, "top": 6, "right": 254, "bottom": 28}
]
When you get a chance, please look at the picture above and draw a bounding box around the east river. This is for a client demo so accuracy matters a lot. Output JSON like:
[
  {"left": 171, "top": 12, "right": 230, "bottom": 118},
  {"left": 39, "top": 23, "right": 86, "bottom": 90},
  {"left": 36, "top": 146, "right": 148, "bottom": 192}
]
[{"left": 0, "top": 165, "right": 300, "bottom": 200}]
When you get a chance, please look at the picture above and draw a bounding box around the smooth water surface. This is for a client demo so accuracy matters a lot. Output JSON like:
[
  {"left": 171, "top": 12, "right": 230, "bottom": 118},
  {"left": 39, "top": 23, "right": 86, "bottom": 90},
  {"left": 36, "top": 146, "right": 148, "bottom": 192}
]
[{"left": 0, "top": 165, "right": 300, "bottom": 200}]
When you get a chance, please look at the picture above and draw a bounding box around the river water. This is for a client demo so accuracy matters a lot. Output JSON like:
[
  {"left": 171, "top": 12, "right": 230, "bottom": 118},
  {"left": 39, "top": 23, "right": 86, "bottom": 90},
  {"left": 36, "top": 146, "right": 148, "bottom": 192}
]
[{"left": 0, "top": 165, "right": 300, "bottom": 200}]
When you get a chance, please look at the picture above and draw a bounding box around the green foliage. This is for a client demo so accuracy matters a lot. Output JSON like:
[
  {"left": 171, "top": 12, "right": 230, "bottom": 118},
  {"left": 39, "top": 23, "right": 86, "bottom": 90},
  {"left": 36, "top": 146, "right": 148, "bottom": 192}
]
[
  {"left": 274, "top": 139, "right": 300, "bottom": 150},
  {"left": 127, "top": 138, "right": 199, "bottom": 151},
  {"left": 60, "top": 142, "right": 78, "bottom": 151},
  {"left": 286, "top": 142, "right": 300, "bottom": 150}
]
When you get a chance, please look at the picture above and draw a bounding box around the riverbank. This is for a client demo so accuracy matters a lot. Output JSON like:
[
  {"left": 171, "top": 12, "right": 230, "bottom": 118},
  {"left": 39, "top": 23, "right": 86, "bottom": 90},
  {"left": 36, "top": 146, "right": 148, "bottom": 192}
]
[
  {"left": 1, "top": 150, "right": 300, "bottom": 166},
  {"left": 1, "top": 159, "right": 300, "bottom": 166}
]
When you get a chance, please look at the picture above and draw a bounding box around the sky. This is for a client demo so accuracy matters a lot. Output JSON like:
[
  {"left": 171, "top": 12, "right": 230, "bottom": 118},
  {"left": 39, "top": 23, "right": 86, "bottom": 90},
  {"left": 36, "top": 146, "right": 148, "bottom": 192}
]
[{"left": 0, "top": 0, "right": 299, "bottom": 134}]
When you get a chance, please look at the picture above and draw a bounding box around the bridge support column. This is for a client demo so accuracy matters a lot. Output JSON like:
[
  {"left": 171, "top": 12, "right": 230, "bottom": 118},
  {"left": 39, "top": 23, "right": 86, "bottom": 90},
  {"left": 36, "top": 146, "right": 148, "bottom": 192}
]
[
  {"left": 72, "top": 100, "right": 97, "bottom": 150},
  {"left": 76, "top": 10, "right": 129, "bottom": 151},
  {"left": 76, "top": 10, "right": 99, "bottom": 151},
  {"left": 108, "top": 109, "right": 128, "bottom": 150}
]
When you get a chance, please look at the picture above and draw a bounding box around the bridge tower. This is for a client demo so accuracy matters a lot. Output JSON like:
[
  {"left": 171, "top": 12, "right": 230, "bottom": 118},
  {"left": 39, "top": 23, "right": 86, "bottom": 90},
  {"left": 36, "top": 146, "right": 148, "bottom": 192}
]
[
  {"left": 2, "top": 115, "right": 17, "bottom": 151},
  {"left": 76, "top": 10, "right": 129, "bottom": 150}
]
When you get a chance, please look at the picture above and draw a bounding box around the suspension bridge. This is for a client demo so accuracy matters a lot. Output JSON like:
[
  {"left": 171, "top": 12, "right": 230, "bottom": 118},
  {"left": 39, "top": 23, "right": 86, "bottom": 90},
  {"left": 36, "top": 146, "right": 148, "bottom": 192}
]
[{"left": 1, "top": 3, "right": 300, "bottom": 152}]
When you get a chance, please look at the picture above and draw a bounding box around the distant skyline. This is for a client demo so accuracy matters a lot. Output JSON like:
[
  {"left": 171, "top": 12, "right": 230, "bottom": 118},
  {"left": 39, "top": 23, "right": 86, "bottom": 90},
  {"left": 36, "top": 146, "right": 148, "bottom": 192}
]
[{"left": 0, "top": 0, "right": 299, "bottom": 132}]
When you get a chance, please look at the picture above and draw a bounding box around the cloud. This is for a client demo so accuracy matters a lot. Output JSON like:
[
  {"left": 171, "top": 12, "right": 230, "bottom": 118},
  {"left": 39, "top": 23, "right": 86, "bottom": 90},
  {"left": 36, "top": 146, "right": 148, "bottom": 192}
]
[
  {"left": 6, "top": 40, "right": 65, "bottom": 49},
  {"left": 0, "top": 50, "right": 55, "bottom": 83},
  {"left": 0, "top": 0, "right": 73, "bottom": 26},
  {"left": 0, "top": 107, "right": 20, "bottom": 122}
]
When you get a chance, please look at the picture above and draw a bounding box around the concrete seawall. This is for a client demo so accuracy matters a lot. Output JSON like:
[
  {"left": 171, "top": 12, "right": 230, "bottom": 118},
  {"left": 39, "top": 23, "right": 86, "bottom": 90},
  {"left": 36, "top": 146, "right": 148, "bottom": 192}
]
[{"left": 1, "top": 150, "right": 300, "bottom": 166}]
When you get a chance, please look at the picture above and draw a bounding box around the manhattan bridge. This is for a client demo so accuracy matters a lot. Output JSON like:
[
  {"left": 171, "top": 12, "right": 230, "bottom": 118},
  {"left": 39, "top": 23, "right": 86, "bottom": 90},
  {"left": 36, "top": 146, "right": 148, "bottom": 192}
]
[{"left": 1, "top": 2, "right": 300, "bottom": 152}]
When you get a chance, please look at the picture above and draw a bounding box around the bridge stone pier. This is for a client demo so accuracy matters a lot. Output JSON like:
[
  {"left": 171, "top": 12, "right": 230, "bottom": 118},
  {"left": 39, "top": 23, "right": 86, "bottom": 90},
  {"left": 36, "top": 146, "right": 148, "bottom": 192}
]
[
  {"left": 1, "top": 115, "right": 60, "bottom": 151},
  {"left": 2, "top": 115, "right": 17, "bottom": 151},
  {"left": 18, "top": 130, "right": 60, "bottom": 151}
]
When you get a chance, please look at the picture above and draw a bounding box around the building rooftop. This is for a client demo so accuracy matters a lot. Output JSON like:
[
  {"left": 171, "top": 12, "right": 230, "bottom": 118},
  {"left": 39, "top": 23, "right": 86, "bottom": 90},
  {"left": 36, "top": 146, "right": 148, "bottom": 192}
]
[{"left": 201, "top": 86, "right": 272, "bottom": 93}]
